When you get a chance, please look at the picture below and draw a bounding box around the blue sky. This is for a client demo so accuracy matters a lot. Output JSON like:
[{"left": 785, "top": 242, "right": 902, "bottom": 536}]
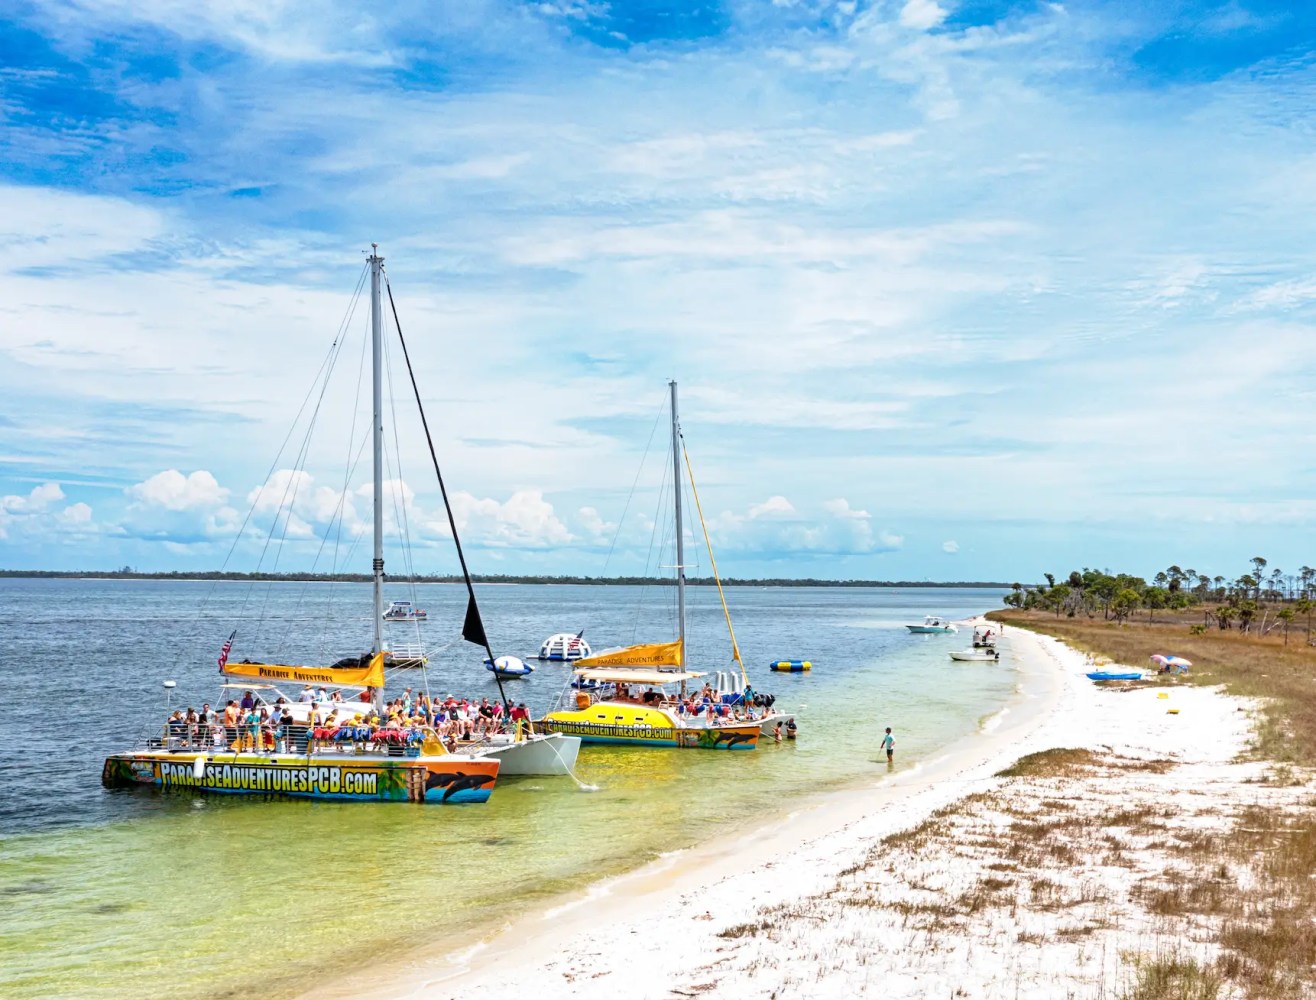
[{"left": 2, "top": 0, "right": 1315, "bottom": 581}]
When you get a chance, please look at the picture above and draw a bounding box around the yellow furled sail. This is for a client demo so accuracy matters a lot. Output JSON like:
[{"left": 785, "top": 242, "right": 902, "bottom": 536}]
[
  {"left": 222, "top": 651, "right": 385, "bottom": 689},
  {"left": 572, "top": 640, "right": 683, "bottom": 669}
]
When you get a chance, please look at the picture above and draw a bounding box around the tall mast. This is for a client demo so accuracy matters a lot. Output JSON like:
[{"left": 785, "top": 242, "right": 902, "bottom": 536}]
[
  {"left": 669, "top": 380, "right": 686, "bottom": 663},
  {"left": 369, "top": 246, "right": 385, "bottom": 669}
]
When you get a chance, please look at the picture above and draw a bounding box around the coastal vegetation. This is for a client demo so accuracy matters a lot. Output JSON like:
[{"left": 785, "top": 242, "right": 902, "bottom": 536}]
[{"left": 1002, "top": 560, "right": 1316, "bottom": 636}]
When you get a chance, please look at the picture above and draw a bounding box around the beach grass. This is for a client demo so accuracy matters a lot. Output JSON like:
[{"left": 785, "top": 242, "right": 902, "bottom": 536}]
[
  {"left": 991, "top": 609, "right": 1316, "bottom": 998},
  {"left": 1120, "top": 954, "right": 1222, "bottom": 1000}
]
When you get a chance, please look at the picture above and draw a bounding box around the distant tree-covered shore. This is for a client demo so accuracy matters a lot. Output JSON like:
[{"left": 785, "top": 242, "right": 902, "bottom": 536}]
[
  {"left": 0, "top": 567, "right": 1011, "bottom": 588},
  {"left": 1003, "top": 559, "right": 1316, "bottom": 642}
]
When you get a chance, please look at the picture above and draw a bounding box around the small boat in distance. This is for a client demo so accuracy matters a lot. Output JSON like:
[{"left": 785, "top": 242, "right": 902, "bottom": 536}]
[
  {"left": 383, "top": 600, "right": 427, "bottom": 622},
  {"left": 907, "top": 616, "right": 958, "bottom": 634},
  {"left": 949, "top": 648, "right": 999, "bottom": 662}
]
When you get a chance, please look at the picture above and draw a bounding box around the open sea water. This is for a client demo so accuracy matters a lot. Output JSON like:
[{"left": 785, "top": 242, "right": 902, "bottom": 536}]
[{"left": 0, "top": 579, "right": 1011, "bottom": 999}]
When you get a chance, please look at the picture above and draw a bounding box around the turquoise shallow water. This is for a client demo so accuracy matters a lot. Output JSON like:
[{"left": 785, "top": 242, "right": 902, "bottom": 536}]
[{"left": 0, "top": 580, "right": 1010, "bottom": 999}]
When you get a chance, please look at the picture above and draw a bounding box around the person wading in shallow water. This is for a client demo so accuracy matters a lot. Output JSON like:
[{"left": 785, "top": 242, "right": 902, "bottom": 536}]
[{"left": 882, "top": 727, "right": 895, "bottom": 763}]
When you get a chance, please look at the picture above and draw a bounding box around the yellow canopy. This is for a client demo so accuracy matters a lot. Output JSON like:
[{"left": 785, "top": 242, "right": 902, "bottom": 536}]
[
  {"left": 222, "top": 651, "right": 385, "bottom": 689},
  {"left": 572, "top": 640, "right": 683, "bottom": 669},
  {"left": 574, "top": 668, "right": 706, "bottom": 685}
]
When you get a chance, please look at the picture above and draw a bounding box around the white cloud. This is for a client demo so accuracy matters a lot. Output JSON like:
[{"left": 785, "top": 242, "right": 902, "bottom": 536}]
[
  {"left": 2, "top": 482, "right": 65, "bottom": 512},
  {"left": 942, "top": 539, "right": 959, "bottom": 553},
  {"left": 0, "top": 483, "right": 97, "bottom": 543},
  {"left": 703, "top": 495, "right": 902, "bottom": 556},
  {"left": 748, "top": 495, "right": 795, "bottom": 518},
  {"left": 129, "top": 470, "right": 229, "bottom": 511},
  {"left": 576, "top": 505, "right": 616, "bottom": 542},
  {"left": 899, "top": 0, "right": 947, "bottom": 31},
  {"left": 444, "top": 490, "right": 574, "bottom": 548},
  {"left": 62, "top": 502, "right": 93, "bottom": 524}
]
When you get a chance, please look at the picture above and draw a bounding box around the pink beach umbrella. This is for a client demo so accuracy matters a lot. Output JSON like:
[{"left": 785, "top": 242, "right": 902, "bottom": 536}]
[{"left": 1150, "top": 654, "right": 1192, "bottom": 672}]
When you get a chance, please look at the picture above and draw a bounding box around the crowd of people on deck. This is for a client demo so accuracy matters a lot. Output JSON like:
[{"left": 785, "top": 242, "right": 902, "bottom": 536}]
[
  {"left": 164, "top": 676, "right": 788, "bottom": 753},
  {"left": 164, "top": 685, "right": 533, "bottom": 754},
  {"left": 593, "top": 681, "right": 778, "bottom": 724}
]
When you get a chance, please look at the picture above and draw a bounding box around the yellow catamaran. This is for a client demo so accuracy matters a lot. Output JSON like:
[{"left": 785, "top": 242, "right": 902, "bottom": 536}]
[{"left": 542, "top": 381, "right": 789, "bottom": 750}]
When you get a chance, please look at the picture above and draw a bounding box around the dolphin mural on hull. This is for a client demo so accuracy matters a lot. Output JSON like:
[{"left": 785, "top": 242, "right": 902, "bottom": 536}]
[{"left": 425, "top": 770, "right": 496, "bottom": 802}]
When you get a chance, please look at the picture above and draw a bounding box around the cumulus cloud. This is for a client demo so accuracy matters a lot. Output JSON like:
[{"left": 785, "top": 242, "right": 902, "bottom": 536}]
[
  {"left": 2, "top": 482, "right": 65, "bottom": 512},
  {"left": 445, "top": 490, "right": 575, "bottom": 548},
  {"left": 0, "top": 482, "right": 97, "bottom": 543},
  {"left": 576, "top": 505, "right": 616, "bottom": 542},
  {"left": 748, "top": 495, "right": 795, "bottom": 518},
  {"left": 898, "top": 0, "right": 947, "bottom": 31},
  {"left": 62, "top": 502, "right": 93, "bottom": 524},
  {"left": 129, "top": 470, "right": 229, "bottom": 511},
  {"left": 706, "top": 495, "right": 902, "bottom": 556}
]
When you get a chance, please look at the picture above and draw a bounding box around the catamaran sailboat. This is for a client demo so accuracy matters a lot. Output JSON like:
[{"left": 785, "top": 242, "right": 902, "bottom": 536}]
[
  {"left": 102, "top": 246, "right": 577, "bottom": 800},
  {"left": 541, "top": 381, "right": 787, "bottom": 750}
]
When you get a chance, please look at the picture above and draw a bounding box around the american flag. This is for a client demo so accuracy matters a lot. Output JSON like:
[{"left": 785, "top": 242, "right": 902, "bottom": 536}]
[{"left": 217, "top": 630, "right": 236, "bottom": 671}]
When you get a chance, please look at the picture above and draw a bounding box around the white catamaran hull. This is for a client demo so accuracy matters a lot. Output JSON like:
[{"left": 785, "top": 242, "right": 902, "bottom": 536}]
[
  {"left": 476, "top": 733, "right": 581, "bottom": 775},
  {"left": 755, "top": 711, "right": 796, "bottom": 736}
]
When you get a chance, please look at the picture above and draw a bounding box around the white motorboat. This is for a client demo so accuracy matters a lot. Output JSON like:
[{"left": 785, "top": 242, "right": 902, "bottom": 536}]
[
  {"left": 907, "top": 616, "right": 958, "bottom": 634},
  {"left": 949, "top": 648, "right": 1000, "bottom": 662},
  {"left": 383, "top": 600, "right": 427, "bottom": 622}
]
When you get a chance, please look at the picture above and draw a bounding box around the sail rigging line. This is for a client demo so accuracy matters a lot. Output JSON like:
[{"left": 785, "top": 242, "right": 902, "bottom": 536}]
[
  {"left": 681, "top": 438, "right": 748, "bottom": 687},
  {"left": 255, "top": 383, "right": 335, "bottom": 660},
  {"left": 381, "top": 328, "right": 425, "bottom": 634},
  {"left": 250, "top": 278, "right": 369, "bottom": 657},
  {"left": 288, "top": 315, "right": 371, "bottom": 653},
  {"left": 599, "top": 397, "right": 667, "bottom": 578},
  {"left": 380, "top": 421, "right": 426, "bottom": 657},
  {"left": 383, "top": 277, "right": 512, "bottom": 712},
  {"left": 199, "top": 261, "right": 369, "bottom": 630},
  {"left": 630, "top": 441, "right": 672, "bottom": 646},
  {"left": 289, "top": 426, "right": 371, "bottom": 664},
  {"left": 310, "top": 302, "right": 375, "bottom": 654}
]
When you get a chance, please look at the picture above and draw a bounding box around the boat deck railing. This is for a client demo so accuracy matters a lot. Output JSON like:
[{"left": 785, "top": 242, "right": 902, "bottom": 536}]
[{"left": 387, "top": 643, "right": 428, "bottom": 664}]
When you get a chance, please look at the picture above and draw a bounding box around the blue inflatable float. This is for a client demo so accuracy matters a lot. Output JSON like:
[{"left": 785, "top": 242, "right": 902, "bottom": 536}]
[{"left": 770, "top": 660, "right": 812, "bottom": 672}]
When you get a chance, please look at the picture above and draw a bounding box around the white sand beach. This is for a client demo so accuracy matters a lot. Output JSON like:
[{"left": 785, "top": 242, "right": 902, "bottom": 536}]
[{"left": 314, "top": 624, "right": 1288, "bottom": 1000}]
